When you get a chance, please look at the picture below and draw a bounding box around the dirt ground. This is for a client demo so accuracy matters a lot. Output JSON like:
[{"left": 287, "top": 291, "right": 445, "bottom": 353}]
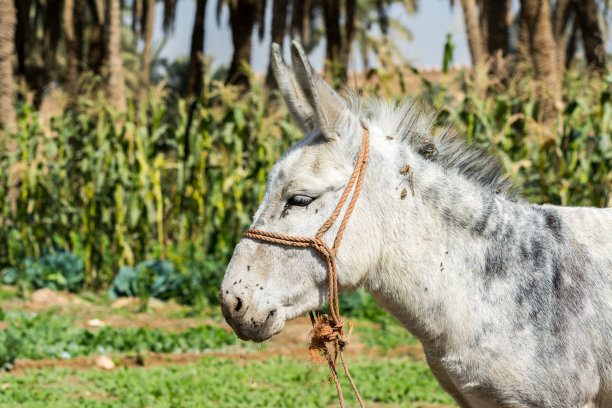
[{"left": 1, "top": 287, "right": 426, "bottom": 376}]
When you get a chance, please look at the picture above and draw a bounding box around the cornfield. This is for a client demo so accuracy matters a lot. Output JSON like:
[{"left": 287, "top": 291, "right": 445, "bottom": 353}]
[
  {"left": 0, "top": 66, "right": 610, "bottom": 290},
  {"left": 0, "top": 78, "right": 301, "bottom": 289}
]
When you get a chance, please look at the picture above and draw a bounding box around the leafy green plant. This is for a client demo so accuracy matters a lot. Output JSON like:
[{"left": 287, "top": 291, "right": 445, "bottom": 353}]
[
  {"left": 1, "top": 250, "right": 85, "bottom": 293},
  {"left": 0, "top": 308, "right": 20, "bottom": 370},
  {"left": 0, "top": 78, "right": 301, "bottom": 290},
  {"left": 107, "top": 255, "right": 224, "bottom": 307},
  {"left": 340, "top": 288, "right": 395, "bottom": 324},
  {"left": 109, "top": 260, "right": 181, "bottom": 301},
  {"left": 357, "top": 322, "right": 420, "bottom": 350},
  {"left": 0, "top": 356, "right": 454, "bottom": 407},
  {"left": 0, "top": 310, "right": 237, "bottom": 367}
]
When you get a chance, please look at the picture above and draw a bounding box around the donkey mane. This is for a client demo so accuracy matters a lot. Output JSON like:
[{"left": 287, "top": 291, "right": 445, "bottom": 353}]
[{"left": 344, "top": 91, "right": 518, "bottom": 200}]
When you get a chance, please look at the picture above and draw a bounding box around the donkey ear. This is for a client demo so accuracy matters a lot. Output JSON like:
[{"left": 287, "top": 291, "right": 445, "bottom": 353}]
[
  {"left": 270, "top": 43, "right": 316, "bottom": 134},
  {"left": 289, "top": 41, "right": 357, "bottom": 141}
]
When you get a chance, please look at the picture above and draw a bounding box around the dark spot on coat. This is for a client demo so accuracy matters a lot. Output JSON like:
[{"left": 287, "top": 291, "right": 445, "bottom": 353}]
[
  {"left": 552, "top": 259, "right": 563, "bottom": 298},
  {"left": 442, "top": 206, "right": 470, "bottom": 230},
  {"left": 386, "top": 136, "right": 394, "bottom": 140},
  {"left": 544, "top": 211, "right": 563, "bottom": 240},
  {"left": 471, "top": 201, "right": 493, "bottom": 236},
  {"left": 424, "top": 185, "right": 441, "bottom": 204},
  {"left": 247, "top": 265, "right": 250, "bottom": 271},
  {"left": 535, "top": 207, "right": 563, "bottom": 241},
  {"left": 519, "top": 242, "right": 529, "bottom": 261},
  {"left": 515, "top": 278, "right": 546, "bottom": 325},
  {"left": 483, "top": 246, "right": 508, "bottom": 286},
  {"left": 531, "top": 238, "right": 546, "bottom": 269},
  {"left": 400, "top": 165, "right": 411, "bottom": 175},
  {"left": 281, "top": 205, "right": 290, "bottom": 219},
  {"left": 418, "top": 140, "right": 438, "bottom": 159},
  {"left": 401, "top": 189, "right": 407, "bottom": 199}
]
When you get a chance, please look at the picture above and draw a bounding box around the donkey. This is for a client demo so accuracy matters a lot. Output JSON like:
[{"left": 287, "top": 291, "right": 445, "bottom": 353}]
[{"left": 220, "top": 41, "right": 612, "bottom": 408}]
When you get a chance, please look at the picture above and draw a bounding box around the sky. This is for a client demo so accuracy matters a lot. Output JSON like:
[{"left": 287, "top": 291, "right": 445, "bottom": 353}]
[{"left": 152, "top": 1, "right": 612, "bottom": 72}]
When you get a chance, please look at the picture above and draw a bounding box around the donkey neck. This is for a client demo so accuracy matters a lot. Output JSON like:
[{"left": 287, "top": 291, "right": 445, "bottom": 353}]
[{"left": 361, "top": 137, "right": 551, "bottom": 346}]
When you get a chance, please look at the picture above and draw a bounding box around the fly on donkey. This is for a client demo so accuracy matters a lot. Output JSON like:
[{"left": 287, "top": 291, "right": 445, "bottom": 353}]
[{"left": 220, "top": 41, "right": 612, "bottom": 408}]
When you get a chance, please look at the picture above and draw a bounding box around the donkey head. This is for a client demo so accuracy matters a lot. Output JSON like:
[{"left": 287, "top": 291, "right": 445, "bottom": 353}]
[{"left": 219, "top": 42, "right": 377, "bottom": 342}]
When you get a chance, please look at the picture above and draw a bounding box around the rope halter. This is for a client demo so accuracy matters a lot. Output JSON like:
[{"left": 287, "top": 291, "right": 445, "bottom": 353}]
[{"left": 242, "top": 126, "right": 370, "bottom": 408}]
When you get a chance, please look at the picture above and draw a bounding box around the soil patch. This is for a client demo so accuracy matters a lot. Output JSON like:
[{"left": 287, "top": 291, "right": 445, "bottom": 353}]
[{"left": 1, "top": 292, "right": 426, "bottom": 375}]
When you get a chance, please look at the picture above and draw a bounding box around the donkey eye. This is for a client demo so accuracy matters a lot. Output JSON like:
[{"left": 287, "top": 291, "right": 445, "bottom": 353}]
[{"left": 288, "top": 195, "right": 314, "bottom": 207}]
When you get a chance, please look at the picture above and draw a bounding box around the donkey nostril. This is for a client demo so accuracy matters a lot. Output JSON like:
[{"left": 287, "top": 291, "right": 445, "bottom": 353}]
[{"left": 234, "top": 297, "right": 243, "bottom": 313}]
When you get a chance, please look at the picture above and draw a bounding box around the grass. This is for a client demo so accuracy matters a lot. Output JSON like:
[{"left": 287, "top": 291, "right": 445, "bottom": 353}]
[
  {"left": 0, "top": 286, "right": 17, "bottom": 302},
  {"left": 0, "top": 356, "right": 454, "bottom": 407},
  {"left": 0, "top": 292, "right": 450, "bottom": 406},
  {"left": 0, "top": 309, "right": 237, "bottom": 369},
  {"left": 357, "top": 323, "right": 420, "bottom": 350}
]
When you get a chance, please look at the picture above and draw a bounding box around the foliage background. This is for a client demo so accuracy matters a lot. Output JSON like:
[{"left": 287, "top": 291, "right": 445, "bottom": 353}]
[{"left": 1, "top": 62, "right": 611, "bottom": 298}]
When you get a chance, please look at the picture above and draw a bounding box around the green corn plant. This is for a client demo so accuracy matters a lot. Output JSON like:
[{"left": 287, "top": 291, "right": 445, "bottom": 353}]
[{"left": 0, "top": 63, "right": 609, "bottom": 298}]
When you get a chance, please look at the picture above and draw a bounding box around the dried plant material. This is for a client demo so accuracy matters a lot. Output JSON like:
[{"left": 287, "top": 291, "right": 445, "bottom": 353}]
[
  {"left": 401, "top": 188, "right": 407, "bottom": 199},
  {"left": 400, "top": 165, "right": 410, "bottom": 175}
]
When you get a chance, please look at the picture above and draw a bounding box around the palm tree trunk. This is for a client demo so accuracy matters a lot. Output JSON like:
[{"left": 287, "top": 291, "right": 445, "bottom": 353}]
[
  {"left": 186, "top": 0, "right": 207, "bottom": 97},
  {"left": 0, "top": 0, "right": 16, "bottom": 130},
  {"left": 483, "top": 0, "right": 510, "bottom": 78},
  {"left": 106, "top": 0, "right": 126, "bottom": 110},
  {"left": 483, "top": 0, "right": 509, "bottom": 57},
  {"left": 42, "top": 0, "right": 62, "bottom": 80},
  {"left": 15, "top": 0, "right": 31, "bottom": 81},
  {"left": 322, "top": 0, "right": 343, "bottom": 80},
  {"left": 519, "top": 0, "right": 560, "bottom": 124},
  {"left": 184, "top": 0, "right": 207, "bottom": 176},
  {"left": 342, "top": 0, "right": 356, "bottom": 68},
  {"left": 459, "top": 0, "right": 486, "bottom": 65},
  {"left": 553, "top": 0, "right": 572, "bottom": 70},
  {"left": 291, "top": 0, "right": 311, "bottom": 44},
  {"left": 89, "top": 0, "right": 106, "bottom": 76},
  {"left": 573, "top": 0, "right": 605, "bottom": 69},
  {"left": 89, "top": 24, "right": 106, "bottom": 75},
  {"left": 565, "top": 17, "right": 579, "bottom": 68},
  {"left": 64, "top": 0, "right": 80, "bottom": 100},
  {"left": 476, "top": 0, "right": 488, "bottom": 48},
  {"left": 139, "top": 0, "right": 155, "bottom": 102},
  {"left": 226, "top": 0, "right": 256, "bottom": 87},
  {"left": 266, "top": 0, "right": 288, "bottom": 88}
]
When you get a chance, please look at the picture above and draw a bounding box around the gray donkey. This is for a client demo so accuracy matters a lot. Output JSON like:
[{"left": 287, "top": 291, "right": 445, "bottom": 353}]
[{"left": 220, "top": 41, "right": 612, "bottom": 407}]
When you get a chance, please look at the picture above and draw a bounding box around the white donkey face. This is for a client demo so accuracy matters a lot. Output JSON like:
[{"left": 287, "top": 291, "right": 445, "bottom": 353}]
[{"left": 219, "top": 42, "right": 362, "bottom": 342}]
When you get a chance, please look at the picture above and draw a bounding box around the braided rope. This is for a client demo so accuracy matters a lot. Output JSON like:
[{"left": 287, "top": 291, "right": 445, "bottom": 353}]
[{"left": 242, "top": 127, "right": 369, "bottom": 408}]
